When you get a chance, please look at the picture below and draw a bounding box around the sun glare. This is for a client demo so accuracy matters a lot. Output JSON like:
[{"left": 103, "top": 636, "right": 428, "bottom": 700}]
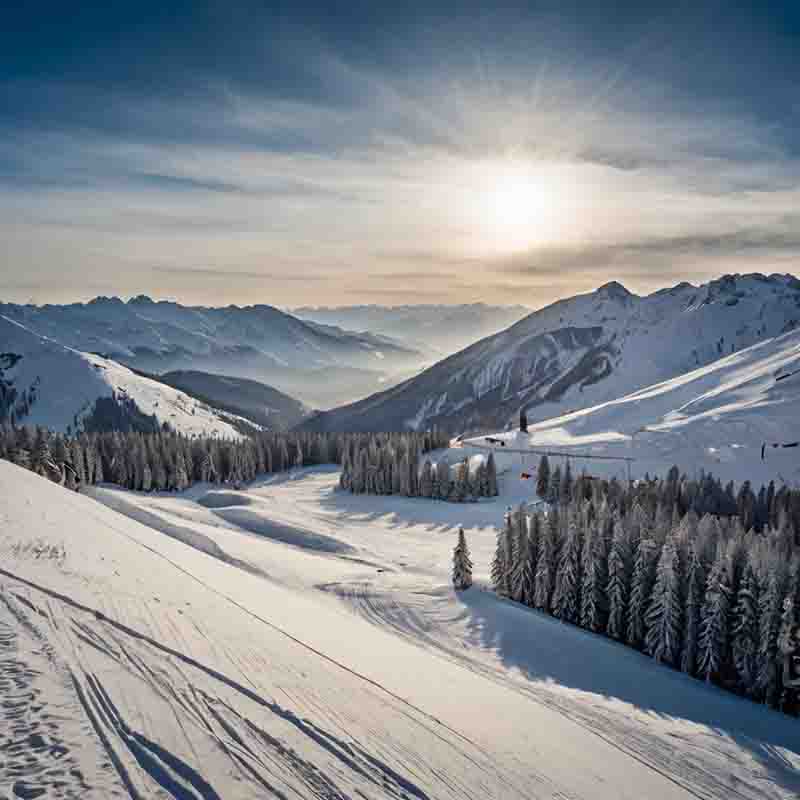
[{"left": 466, "top": 159, "right": 570, "bottom": 255}]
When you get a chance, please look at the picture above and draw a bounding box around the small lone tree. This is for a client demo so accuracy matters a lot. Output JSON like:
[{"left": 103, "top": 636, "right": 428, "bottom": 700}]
[
  {"left": 520, "top": 408, "right": 528, "bottom": 433},
  {"left": 486, "top": 451, "right": 499, "bottom": 497},
  {"left": 453, "top": 527, "right": 473, "bottom": 590},
  {"left": 536, "top": 455, "right": 550, "bottom": 500}
]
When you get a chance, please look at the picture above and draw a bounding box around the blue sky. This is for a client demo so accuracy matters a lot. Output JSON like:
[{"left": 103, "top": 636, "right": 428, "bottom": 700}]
[{"left": 2, "top": 1, "right": 799, "bottom": 306}]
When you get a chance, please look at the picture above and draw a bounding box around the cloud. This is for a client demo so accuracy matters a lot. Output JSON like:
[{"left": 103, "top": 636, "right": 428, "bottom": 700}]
[
  {"left": 500, "top": 224, "right": 800, "bottom": 277},
  {"left": 1, "top": 6, "right": 799, "bottom": 306},
  {"left": 150, "top": 266, "right": 327, "bottom": 282}
]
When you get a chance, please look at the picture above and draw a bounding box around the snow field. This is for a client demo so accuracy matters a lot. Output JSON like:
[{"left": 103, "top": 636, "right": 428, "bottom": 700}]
[{"left": 2, "top": 461, "right": 799, "bottom": 798}]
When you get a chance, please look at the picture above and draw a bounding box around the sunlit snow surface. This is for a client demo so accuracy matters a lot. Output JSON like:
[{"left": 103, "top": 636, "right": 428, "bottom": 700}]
[
  {"left": 1, "top": 461, "right": 799, "bottom": 799},
  {"left": 461, "top": 328, "right": 800, "bottom": 487}
]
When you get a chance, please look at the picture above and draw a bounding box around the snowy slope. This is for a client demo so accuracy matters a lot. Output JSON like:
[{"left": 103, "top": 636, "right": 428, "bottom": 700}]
[
  {"left": 0, "top": 295, "right": 425, "bottom": 407},
  {"left": 458, "top": 326, "right": 800, "bottom": 486},
  {"left": 0, "top": 315, "right": 248, "bottom": 438},
  {"left": 2, "top": 461, "right": 800, "bottom": 798},
  {"left": 301, "top": 273, "right": 800, "bottom": 433},
  {"left": 158, "top": 369, "right": 309, "bottom": 430}
]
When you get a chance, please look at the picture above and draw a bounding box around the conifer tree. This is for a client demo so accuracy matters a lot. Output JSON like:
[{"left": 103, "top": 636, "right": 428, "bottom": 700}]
[
  {"left": 681, "top": 543, "right": 706, "bottom": 676},
  {"left": 757, "top": 565, "right": 788, "bottom": 705},
  {"left": 732, "top": 560, "right": 760, "bottom": 694},
  {"left": 510, "top": 509, "right": 534, "bottom": 604},
  {"left": 452, "top": 527, "right": 473, "bottom": 590},
  {"left": 645, "top": 535, "right": 684, "bottom": 665},
  {"left": 549, "top": 466, "right": 562, "bottom": 507},
  {"left": 534, "top": 511, "right": 557, "bottom": 612},
  {"left": 561, "top": 461, "right": 573, "bottom": 506},
  {"left": 491, "top": 512, "right": 512, "bottom": 596},
  {"left": 553, "top": 507, "right": 582, "bottom": 624},
  {"left": 486, "top": 452, "right": 499, "bottom": 497},
  {"left": 606, "top": 515, "right": 631, "bottom": 640},
  {"left": 698, "top": 548, "right": 732, "bottom": 683},
  {"left": 627, "top": 538, "right": 656, "bottom": 650},
  {"left": 420, "top": 459, "right": 434, "bottom": 498},
  {"left": 536, "top": 455, "right": 550, "bottom": 500},
  {"left": 581, "top": 522, "right": 609, "bottom": 632}
]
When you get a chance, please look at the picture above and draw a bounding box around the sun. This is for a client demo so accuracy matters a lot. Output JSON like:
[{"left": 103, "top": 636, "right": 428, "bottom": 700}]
[
  {"left": 473, "top": 159, "right": 565, "bottom": 254},
  {"left": 488, "top": 171, "right": 547, "bottom": 236}
]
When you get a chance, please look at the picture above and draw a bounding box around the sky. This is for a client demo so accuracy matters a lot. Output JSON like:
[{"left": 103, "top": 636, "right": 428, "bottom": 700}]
[{"left": 1, "top": 1, "right": 799, "bottom": 308}]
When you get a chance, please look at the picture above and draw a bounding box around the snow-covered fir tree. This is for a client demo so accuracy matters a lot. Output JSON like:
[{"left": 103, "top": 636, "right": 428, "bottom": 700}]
[
  {"left": 681, "top": 542, "right": 706, "bottom": 676},
  {"left": 452, "top": 527, "right": 473, "bottom": 590},
  {"left": 491, "top": 511, "right": 512, "bottom": 597},
  {"left": 509, "top": 508, "right": 535, "bottom": 604},
  {"left": 606, "top": 514, "right": 631, "bottom": 640},
  {"left": 645, "top": 534, "right": 684, "bottom": 666},
  {"left": 536, "top": 455, "right": 550, "bottom": 499},
  {"left": 757, "top": 563, "right": 788, "bottom": 706},
  {"left": 553, "top": 506, "right": 583, "bottom": 624},
  {"left": 627, "top": 538, "right": 657, "bottom": 650},
  {"left": 581, "top": 521, "right": 609, "bottom": 632},
  {"left": 486, "top": 452, "right": 499, "bottom": 497},
  {"left": 698, "top": 546, "right": 732, "bottom": 683},
  {"left": 732, "top": 559, "right": 760, "bottom": 694}
]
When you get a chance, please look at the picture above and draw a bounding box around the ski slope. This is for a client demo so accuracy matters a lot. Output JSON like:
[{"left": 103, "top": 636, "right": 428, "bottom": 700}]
[
  {"left": 460, "top": 328, "right": 800, "bottom": 486},
  {"left": 0, "top": 315, "right": 248, "bottom": 439},
  {"left": 1, "top": 461, "right": 799, "bottom": 798}
]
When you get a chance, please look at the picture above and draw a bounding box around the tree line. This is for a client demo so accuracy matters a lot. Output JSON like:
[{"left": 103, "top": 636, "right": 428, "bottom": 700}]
[
  {"left": 339, "top": 440, "right": 498, "bottom": 501},
  {"left": 0, "top": 424, "right": 447, "bottom": 493},
  {"left": 491, "top": 456, "right": 800, "bottom": 715}
]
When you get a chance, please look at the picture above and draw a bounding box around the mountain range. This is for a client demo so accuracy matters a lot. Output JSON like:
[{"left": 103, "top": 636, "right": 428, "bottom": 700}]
[
  {"left": 0, "top": 315, "right": 252, "bottom": 438},
  {"left": 0, "top": 295, "right": 424, "bottom": 408},
  {"left": 293, "top": 302, "right": 530, "bottom": 357},
  {"left": 300, "top": 273, "right": 800, "bottom": 434}
]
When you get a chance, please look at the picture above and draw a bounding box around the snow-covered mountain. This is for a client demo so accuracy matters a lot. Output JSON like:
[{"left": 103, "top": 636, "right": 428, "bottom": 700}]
[
  {"left": 0, "top": 295, "right": 424, "bottom": 408},
  {"left": 457, "top": 325, "right": 800, "bottom": 486},
  {"left": 293, "top": 302, "right": 530, "bottom": 358},
  {"left": 0, "top": 315, "right": 251, "bottom": 438},
  {"left": 157, "top": 369, "right": 309, "bottom": 431},
  {"left": 301, "top": 273, "right": 800, "bottom": 433}
]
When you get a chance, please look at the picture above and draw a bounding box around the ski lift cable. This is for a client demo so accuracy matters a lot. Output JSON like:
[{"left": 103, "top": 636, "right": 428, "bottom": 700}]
[
  {"left": 762, "top": 440, "right": 800, "bottom": 459},
  {"left": 467, "top": 439, "right": 636, "bottom": 463}
]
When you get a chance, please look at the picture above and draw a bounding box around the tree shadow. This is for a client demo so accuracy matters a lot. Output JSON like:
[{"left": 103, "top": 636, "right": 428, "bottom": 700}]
[
  {"left": 317, "top": 483, "right": 506, "bottom": 535},
  {"left": 457, "top": 587, "right": 800, "bottom": 795}
]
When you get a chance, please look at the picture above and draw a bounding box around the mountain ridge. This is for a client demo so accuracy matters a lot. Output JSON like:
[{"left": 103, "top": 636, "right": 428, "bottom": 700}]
[
  {"left": 298, "top": 272, "right": 800, "bottom": 433},
  {"left": 0, "top": 315, "right": 253, "bottom": 438},
  {"left": 0, "top": 295, "right": 425, "bottom": 407}
]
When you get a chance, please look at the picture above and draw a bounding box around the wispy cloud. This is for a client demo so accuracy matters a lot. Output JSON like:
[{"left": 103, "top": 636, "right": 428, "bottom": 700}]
[{"left": 1, "top": 5, "right": 799, "bottom": 306}]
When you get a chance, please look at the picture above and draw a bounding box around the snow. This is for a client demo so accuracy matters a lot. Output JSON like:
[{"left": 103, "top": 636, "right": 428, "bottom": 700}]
[
  {"left": 323, "top": 273, "right": 800, "bottom": 434},
  {"left": 460, "top": 328, "right": 800, "bottom": 486},
  {"left": 0, "top": 315, "right": 248, "bottom": 439},
  {"left": 1, "top": 460, "right": 799, "bottom": 798}
]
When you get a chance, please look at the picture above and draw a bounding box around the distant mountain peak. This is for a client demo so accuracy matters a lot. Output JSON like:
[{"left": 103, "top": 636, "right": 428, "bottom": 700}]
[
  {"left": 301, "top": 271, "right": 800, "bottom": 434},
  {"left": 595, "top": 280, "right": 632, "bottom": 299},
  {"left": 88, "top": 295, "right": 125, "bottom": 307}
]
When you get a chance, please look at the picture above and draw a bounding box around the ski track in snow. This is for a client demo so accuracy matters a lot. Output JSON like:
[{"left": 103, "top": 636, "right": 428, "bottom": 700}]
[
  {"left": 1, "top": 463, "right": 799, "bottom": 799},
  {"left": 0, "top": 567, "right": 527, "bottom": 800}
]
